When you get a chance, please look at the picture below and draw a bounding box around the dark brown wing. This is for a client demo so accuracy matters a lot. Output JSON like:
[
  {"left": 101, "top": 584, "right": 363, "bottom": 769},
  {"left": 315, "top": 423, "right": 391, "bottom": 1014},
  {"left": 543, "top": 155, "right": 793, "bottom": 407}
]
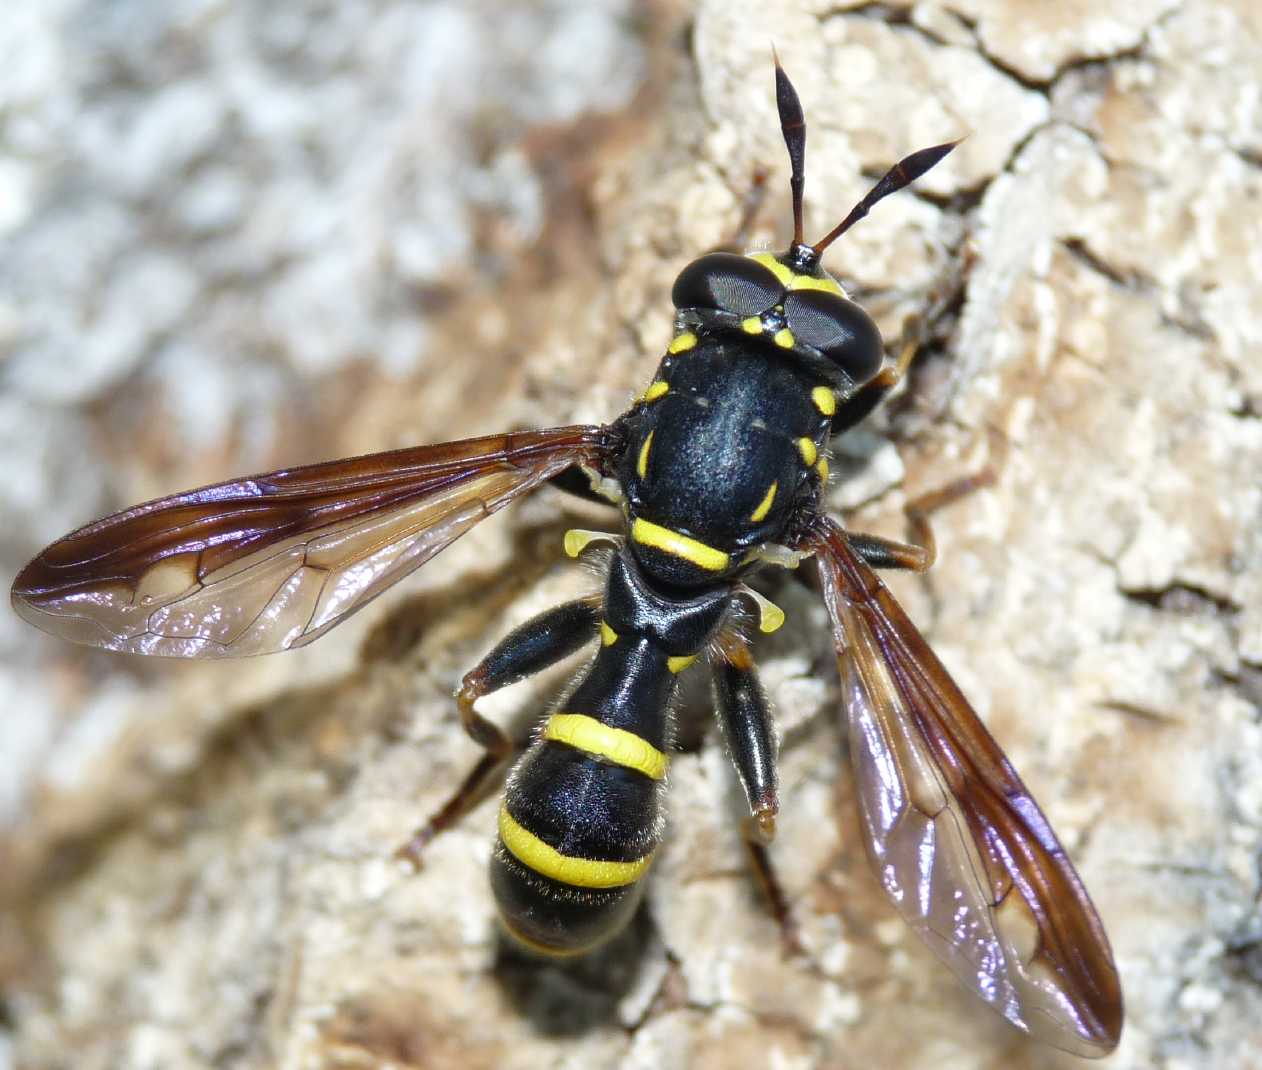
[
  {"left": 807, "top": 515, "right": 1122, "bottom": 1057},
  {"left": 12, "top": 426, "right": 613, "bottom": 658}
]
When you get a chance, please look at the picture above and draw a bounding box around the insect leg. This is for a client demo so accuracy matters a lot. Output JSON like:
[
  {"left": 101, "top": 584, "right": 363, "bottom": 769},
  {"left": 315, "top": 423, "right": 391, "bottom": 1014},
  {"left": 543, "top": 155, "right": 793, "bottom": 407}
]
[
  {"left": 848, "top": 469, "right": 996, "bottom": 574},
  {"left": 831, "top": 246, "right": 976, "bottom": 435},
  {"left": 828, "top": 312, "right": 922, "bottom": 434},
  {"left": 713, "top": 629, "right": 802, "bottom": 954},
  {"left": 395, "top": 597, "right": 602, "bottom": 867},
  {"left": 725, "top": 167, "right": 772, "bottom": 252},
  {"left": 547, "top": 466, "right": 617, "bottom": 507}
]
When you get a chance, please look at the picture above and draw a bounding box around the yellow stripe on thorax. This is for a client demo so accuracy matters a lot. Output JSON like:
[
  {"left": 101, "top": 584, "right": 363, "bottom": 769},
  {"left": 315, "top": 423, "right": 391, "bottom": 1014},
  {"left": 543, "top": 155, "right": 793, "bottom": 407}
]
[
  {"left": 749, "top": 481, "right": 777, "bottom": 522},
  {"left": 498, "top": 807, "right": 653, "bottom": 889},
  {"left": 631, "top": 517, "right": 730, "bottom": 572},
  {"left": 636, "top": 430, "right": 654, "bottom": 479},
  {"left": 543, "top": 713, "right": 668, "bottom": 780}
]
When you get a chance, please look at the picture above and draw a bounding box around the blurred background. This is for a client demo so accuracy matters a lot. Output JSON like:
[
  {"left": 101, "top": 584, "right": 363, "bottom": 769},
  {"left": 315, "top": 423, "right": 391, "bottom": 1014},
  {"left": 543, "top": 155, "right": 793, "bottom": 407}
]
[{"left": 3, "top": 2, "right": 1261, "bottom": 1068}]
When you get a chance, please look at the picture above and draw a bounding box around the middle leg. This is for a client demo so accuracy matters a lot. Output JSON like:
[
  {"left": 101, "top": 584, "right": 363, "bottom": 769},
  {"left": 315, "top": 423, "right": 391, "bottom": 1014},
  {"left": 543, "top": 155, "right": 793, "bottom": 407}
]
[{"left": 713, "top": 628, "right": 802, "bottom": 955}]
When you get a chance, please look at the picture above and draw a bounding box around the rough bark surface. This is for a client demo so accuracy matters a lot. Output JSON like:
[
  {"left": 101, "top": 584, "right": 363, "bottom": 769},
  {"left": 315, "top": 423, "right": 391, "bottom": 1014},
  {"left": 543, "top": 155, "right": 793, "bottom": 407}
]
[{"left": 2, "top": 2, "right": 1260, "bottom": 1069}]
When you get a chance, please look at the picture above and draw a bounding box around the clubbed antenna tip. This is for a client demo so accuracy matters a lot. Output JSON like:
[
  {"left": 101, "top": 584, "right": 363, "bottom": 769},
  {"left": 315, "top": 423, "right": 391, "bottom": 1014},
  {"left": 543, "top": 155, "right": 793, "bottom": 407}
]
[
  {"left": 811, "top": 137, "right": 963, "bottom": 256},
  {"left": 773, "top": 53, "right": 807, "bottom": 248}
]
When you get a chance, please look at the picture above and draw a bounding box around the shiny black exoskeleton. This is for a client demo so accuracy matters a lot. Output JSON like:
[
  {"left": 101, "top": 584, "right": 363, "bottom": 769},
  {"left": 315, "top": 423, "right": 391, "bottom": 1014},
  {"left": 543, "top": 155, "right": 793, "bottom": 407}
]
[{"left": 455, "top": 66, "right": 960, "bottom": 953}]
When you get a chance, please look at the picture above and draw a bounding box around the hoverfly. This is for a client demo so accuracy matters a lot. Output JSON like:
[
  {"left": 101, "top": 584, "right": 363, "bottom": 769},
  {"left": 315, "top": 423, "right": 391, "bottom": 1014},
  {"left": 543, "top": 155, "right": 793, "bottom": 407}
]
[{"left": 11, "top": 62, "right": 1122, "bottom": 1056}]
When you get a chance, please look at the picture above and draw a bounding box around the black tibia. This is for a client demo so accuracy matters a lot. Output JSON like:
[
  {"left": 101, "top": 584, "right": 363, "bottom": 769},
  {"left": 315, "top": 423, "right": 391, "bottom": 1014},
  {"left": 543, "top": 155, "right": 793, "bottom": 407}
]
[
  {"left": 713, "top": 630, "right": 779, "bottom": 828},
  {"left": 395, "top": 598, "right": 601, "bottom": 868},
  {"left": 714, "top": 628, "right": 802, "bottom": 953}
]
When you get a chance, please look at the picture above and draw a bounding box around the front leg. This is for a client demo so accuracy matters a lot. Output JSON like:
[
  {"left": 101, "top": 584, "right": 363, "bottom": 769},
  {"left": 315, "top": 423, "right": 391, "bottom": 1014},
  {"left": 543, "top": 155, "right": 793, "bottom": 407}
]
[{"left": 847, "top": 470, "right": 996, "bottom": 574}]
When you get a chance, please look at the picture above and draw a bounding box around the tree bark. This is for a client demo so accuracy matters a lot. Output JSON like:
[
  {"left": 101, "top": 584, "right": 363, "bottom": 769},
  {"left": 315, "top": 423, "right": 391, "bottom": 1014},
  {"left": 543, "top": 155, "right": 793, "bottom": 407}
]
[{"left": 3, "top": 2, "right": 1260, "bottom": 1068}]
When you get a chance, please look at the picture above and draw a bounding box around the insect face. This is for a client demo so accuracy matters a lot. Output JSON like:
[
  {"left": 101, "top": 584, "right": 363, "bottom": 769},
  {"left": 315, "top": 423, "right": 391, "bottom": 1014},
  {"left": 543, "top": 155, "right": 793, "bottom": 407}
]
[{"left": 671, "top": 250, "right": 885, "bottom": 391}]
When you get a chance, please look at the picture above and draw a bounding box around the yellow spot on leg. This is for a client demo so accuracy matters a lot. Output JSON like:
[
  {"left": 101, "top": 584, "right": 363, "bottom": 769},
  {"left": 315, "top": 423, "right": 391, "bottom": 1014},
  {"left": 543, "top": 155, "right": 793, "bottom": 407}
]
[{"left": 499, "top": 806, "right": 653, "bottom": 888}]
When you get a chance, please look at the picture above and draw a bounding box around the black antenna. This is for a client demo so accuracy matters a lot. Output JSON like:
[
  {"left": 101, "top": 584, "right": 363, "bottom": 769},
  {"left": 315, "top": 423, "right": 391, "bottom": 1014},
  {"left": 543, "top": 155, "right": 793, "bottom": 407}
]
[
  {"left": 773, "top": 51, "right": 807, "bottom": 248},
  {"left": 811, "top": 138, "right": 961, "bottom": 256}
]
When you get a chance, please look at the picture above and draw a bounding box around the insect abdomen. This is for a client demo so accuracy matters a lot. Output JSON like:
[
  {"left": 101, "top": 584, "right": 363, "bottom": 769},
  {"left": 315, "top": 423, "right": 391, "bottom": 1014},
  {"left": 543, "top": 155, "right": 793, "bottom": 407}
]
[
  {"left": 491, "top": 731, "right": 663, "bottom": 954},
  {"left": 491, "top": 549, "right": 731, "bottom": 953}
]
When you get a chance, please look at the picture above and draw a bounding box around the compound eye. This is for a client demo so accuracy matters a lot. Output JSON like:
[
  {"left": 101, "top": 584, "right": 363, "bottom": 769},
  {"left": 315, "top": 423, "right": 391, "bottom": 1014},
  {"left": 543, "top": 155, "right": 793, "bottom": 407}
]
[
  {"left": 782, "top": 290, "right": 884, "bottom": 383},
  {"left": 672, "top": 253, "right": 784, "bottom": 316}
]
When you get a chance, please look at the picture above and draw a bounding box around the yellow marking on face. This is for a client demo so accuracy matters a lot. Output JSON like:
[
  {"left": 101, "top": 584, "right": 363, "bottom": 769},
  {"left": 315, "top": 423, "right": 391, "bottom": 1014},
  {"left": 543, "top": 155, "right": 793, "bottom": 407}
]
[
  {"left": 817, "top": 456, "right": 830, "bottom": 482},
  {"left": 741, "top": 315, "right": 763, "bottom": 335},
  {"left": 666, "top": 653, "right": 699, "bottom": 674},
  {"left": 631, "top": 517, "right": 730, "bottom": 572},
  {"left": 749, "top": 481, "right": 778, "bottom": 523},
  {"left": 636, "top": 430, "right": 654, "bottom": 479},
  {"left": 499, "top": 806, "right": 654, "bottom": 888},
  {"left": 640, "top": 380, "right": 669, "bottom": 403},
  {"left": 789, "top": 273, "right": 845, "bottom": 296},
  {"left": 747, "top": 252, "right": 845, "bottom": 296},
  {"left": 812, "top": 385, "right": 837, "bottom": 416},
  {"left": 773, "top": 328, "right": 795, "bottom": 348},
  {"left": 798, "top": 437, "right": 818, "bottom": 466},
  {"left": 668, "top": 330, "right": 697, "bottom": 354},
  {"left": 748, "top": 252, "right": 794, "bottom": 287},
  {"left": 544, "top": 712, "right": 668, "bottom": 780},
  {"left": 599, "top": 621, "right": 618, "bottom": 646}
]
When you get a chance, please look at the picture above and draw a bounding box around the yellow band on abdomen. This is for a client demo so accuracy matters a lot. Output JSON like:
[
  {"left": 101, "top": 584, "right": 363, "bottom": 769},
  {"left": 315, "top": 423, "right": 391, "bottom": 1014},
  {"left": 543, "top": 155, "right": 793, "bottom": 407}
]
[
  {"left": 544, "top": 713, "right": 668, "bottom": 780},
  {"left": 498, "top": 807, "right": 653, "bottom": 889},
  {"left": 631, "top": 517, "right": 730, "bottom": 572}
]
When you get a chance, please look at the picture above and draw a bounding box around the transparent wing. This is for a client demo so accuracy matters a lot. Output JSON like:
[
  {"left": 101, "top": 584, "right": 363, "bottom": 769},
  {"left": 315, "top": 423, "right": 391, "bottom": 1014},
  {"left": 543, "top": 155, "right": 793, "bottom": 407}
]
[
  {"left": 808, "top": 516, "right": 1122, "bottom": 1057},
  {"left": 12, "top": 426, "right": 611, "bottom": 658}
]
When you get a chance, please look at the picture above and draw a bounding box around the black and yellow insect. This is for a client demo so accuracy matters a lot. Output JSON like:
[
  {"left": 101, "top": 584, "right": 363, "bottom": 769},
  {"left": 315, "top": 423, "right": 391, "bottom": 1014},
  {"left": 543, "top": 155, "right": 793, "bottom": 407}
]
[{"left": 12, "top": 63, "right": 1123, "bottom": 1056}]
